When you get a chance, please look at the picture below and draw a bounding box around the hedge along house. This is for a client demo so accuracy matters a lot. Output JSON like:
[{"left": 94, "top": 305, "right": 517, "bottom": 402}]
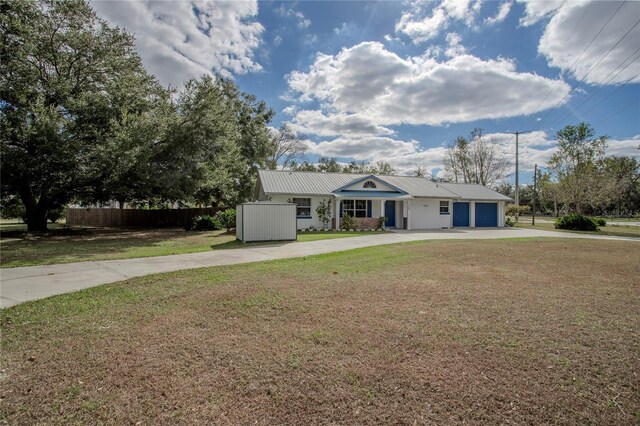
[{"left": 255, "top": 170, "right": 512, "bottom": 230}]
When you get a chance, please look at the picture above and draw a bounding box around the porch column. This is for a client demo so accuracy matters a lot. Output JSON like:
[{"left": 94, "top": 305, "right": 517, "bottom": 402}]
[
  {"left": 407, "top": 200, "right": 412, "bottom": 230},
  {"left": 334, "top": 198, "right": 341, "bottom": 230},
  {"left": 379, "top": 199, "right": 385, "bottom": 220}
]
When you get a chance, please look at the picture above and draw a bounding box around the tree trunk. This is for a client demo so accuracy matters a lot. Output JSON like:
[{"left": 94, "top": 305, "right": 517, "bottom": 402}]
[
  {"left": 26, "top": 211, "right": 48, "bottom": 232},
  {"left": 19, "top": 191, "right": 50, "bottom": 233},
  {"left": 119, "top": 200, "right": 125, "bottom": 210}
]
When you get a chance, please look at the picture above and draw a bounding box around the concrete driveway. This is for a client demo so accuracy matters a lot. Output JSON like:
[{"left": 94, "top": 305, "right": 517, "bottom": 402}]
[{"left": 1, "top": 227, "right": 637, "bottom": 308}]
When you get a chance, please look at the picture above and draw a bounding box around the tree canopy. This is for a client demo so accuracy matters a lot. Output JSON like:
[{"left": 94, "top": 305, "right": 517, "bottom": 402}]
[{"left": 0, "top": 0, "right": 274, "bottom": 231}]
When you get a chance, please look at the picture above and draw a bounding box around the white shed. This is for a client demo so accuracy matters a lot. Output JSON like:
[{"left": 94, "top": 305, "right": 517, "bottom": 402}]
[{"left": 236, "top": 202, "right": 297, "bottom": 243}]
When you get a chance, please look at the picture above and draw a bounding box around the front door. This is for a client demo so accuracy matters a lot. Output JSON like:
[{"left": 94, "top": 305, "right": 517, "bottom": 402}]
[{"left": 385, "top": 200, "right": 396, "bottom": 227}]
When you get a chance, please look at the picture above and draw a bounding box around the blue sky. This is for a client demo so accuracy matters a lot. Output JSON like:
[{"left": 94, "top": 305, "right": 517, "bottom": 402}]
[{"left": 92, "top": 0, "right": 639, "bottom": 182}]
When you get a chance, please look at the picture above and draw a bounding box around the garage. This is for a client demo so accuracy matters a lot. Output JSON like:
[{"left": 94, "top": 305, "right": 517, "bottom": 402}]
[
  {"left": 475, "top": 202, "right": 498, "bottom": 227},
  {"left": 452, "top": 202, "right": 470, "bottom": 227}
]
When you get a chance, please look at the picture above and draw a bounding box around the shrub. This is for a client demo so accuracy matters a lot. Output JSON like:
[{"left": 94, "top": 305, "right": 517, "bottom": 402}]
[
  {"left": 506, "top": 204, "right": 531, "bottom": 217},
  {"left": 47, "top": 204, "right": 67, "bottom": 223},
  {"left": 185, "top": 215, "right": 221, "bottom": 231},
  {"left": 315, "top": 199, "right": 332, "bottom": 229},
  {"left": 214, "top": 209, "right": 236, "bottom": 231},
  {"left": 0, "top": 195, "right": 26, "bottom": 221},
  {"left": 505, "top": 217, "right": 516, "bottom": 227},
  {"left": 377, "top": 216, "right": 387, "bottom": 230},
  {"left": 554, "top": 213, "right": 597, "bottom": 231},
  {"left": 341, "top": 212, "right": 357, "bottom": 230},
  {"left": 593, "top": 217, "right": 607, "bottom": 227}
]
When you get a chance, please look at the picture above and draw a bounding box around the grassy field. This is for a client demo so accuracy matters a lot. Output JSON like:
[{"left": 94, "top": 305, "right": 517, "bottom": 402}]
[
  {"left": 1, "top": 238, "right": 638, "bottom": 424},
  {"left": 516, "top": 220, "right": 640, "bottom": 238},
  {"left": 0, "top": 226, "right": 381, "bottom": 268}
]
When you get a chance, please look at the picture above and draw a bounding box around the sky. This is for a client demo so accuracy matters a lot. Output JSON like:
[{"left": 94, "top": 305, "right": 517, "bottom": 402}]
[{"left": 91, "top": 0, "right": 640, "bottom": 183}]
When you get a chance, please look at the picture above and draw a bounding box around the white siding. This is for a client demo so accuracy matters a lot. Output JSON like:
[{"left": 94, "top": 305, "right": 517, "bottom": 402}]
[
  {"left": 236, "top": 205, "right": 243, "bottom": 238},
  {"left": 410, "top": 198, "right": 452, "bottom": 229},
  {"left": 268, "top": 195, "right": 334, "bottom": 229},
  {"left": 498, "top": 201, "right": 506, "bottom": 227},
  {"left": 236, "top": 203, "right": 297, "bottom": 242}
]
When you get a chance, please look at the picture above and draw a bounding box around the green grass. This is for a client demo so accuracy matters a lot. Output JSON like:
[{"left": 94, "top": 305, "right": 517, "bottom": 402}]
[
  {"left": 515, "top": 220, "right": 640, "bottom": 238},
  {"left": 0, "top": 228, "right": 382, "bottom": 268},
  {"left": 0, "top": 218, "right": 69, "bottom": 232},
  {"left": 1, "top": 238, "right": 638, "bottom": 424}
]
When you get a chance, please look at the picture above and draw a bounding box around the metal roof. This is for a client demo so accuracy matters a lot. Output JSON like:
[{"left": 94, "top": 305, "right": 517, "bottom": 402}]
[
  {"left": 438, "top": 183, "right": 512, "bottom": 201},
  {"left": 380, "top": 175, "right": 461, "bottom": 198},
  {"left": 333, "top": 191, "right": 411, "bottom": 199},
  {"left": 258, "top": 170, "right": 356, "bottom": 195},
  {"left": 257, "top": 170, "right": 510, "bottom": 201}
]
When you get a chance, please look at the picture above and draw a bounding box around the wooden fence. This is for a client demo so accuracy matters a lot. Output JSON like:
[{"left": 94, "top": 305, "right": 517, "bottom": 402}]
[{"left": 66, "top": 208, "right": 222, "bottom": 228}]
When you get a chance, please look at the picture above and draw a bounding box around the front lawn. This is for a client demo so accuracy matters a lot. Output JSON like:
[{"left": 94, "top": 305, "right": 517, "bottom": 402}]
[
  {"left": 0, "top": 228, "right": 381, "bottom": 268},
  {"left": 515, "top": 220, "right": 640, "bottom": 238},
  {"left": 1, "top": 238, "right": 638, "bottom": 424}
]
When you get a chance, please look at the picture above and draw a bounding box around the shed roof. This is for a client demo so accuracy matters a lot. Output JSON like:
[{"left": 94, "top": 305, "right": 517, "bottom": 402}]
[{"left": 257, "top": 170, "right": 510, "bottom": 201}]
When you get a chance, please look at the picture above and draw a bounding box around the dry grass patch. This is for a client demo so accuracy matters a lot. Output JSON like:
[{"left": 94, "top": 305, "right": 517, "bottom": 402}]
[
  {"left": 0, "top": 227, "right": 378, "bottom": 267},
  {"left": 1, "top": 238, "right": 639, "bottom": 424}
]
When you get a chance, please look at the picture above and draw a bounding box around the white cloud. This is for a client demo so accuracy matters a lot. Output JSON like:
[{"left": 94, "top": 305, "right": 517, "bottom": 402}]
[
  {"left": 385, "top": 146, "right": 449, "bottom": 175},
  {"left": 282, "top": 105, "right": 297, "bottom": 116},
  {"left": 605, "top": 136, "right": 640, "bottom": 158},
  {"left": 490, "top": 131, "right": 640, "bottom": 173},
  {"left": 302, "top": 130, "right": 640, "bottom": 176},
  {"left": 444, "top": 32, "right": 466, "bottom": 57},
  {"left": 396, "top": 6, "right": 447, "bottom": 43},
  {"left": 516, "top": 0, "right": 564, "bottom": 26},
  {"left": 91, "top": 0, "right": 264, "bottom": 87},
  {"left": 536, "top": 1, "right": 640, "bottom": 85},
  {"left": 485, "top": 2, "right": 512, "bottom": 26},
  {"left": 291, "top": 110, "right": 395, "bottom": 138},
  {"left": 306, "top": 136, "right": 419, "bottom": 160},
  {"left": 395, "top": 0, "right": 481, "bottom": 43},
  {"left": 287, "top": 41, "right": 571, "bottom": 126},
  {"left": 276, "top": 4, "right": 311, "bottom": 29}
]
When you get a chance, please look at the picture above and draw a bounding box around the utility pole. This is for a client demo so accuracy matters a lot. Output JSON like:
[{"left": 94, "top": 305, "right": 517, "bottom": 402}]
[
  {"left": 507, "top": 130, "right": 532, "bottom": 206},
  {"left": 532, "top": 163, "right": 537, "bottom": 226}
]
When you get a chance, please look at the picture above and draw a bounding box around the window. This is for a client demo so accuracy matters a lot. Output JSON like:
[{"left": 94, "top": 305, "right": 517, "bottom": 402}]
[
  {"left": 363, "top": 180, "right": 377, "bottom": 189},
  {"left": 342, "top": 199, "right": 369, "bottom": 218},
  {"left": 440, "top": 201, "right": 450, "bottom": 215},
  {"left": 293, "top": 198, "right": 311, "bottom": 218}
]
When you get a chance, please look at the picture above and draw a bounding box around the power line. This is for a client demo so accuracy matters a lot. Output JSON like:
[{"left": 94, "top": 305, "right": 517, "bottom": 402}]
[
  {"left": 579, "top": 70, "right": 640, "bottom": 116},
  {"left": 526, "top": 1, "right": 625, "bottom": 118},
  {"left": 543, "top": 49, "right": 640, "bottom": 130},
  {"left": 594, "top": 97, "right": 640, "bottom": 127},
  {"left": 533, "top": 13, "right": 640, "bottom": 132}
]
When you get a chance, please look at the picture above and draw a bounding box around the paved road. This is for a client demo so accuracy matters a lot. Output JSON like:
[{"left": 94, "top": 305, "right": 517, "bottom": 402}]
[
  {"left": 1, "top": 228, "right": 637, "bottom": 308},
  {"left": 523, "top": 218, "right": 640, "bottom": 227}
]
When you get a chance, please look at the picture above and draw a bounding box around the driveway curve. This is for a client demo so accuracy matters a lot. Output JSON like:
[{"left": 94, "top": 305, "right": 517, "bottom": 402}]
[{"left": 1, "top": 227, "right": 637, "bottom": 308}]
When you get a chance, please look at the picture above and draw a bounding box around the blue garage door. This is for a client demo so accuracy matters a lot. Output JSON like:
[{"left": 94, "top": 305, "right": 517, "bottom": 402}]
[
  {"left": 475, "top": 203, "right": 498, "bottom": 227},
  {"left": 453, "top": 202, "right": 470, "bottom": 227}
]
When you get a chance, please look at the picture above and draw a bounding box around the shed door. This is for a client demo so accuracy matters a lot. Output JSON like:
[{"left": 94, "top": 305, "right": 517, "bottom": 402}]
[
  {"left": 475, "top": 203, "right": 498, "bottom": 227},
  {"left": 453, "top": 202, "right": 470, "bottom": 227}
]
